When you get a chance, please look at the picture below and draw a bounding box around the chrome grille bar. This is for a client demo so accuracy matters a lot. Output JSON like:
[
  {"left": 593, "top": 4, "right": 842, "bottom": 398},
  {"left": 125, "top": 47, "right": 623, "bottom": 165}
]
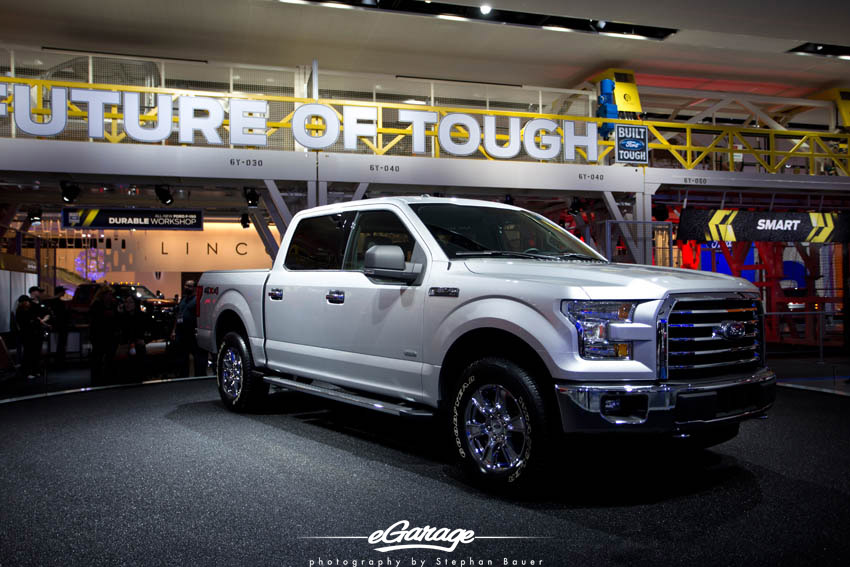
[
  {"left": 669, "top": 356, "right": 761, "bottom": 370},
  {"left": 674, "top": 307, "right": 757, "bottom": 314},
  {"left": 669, "top": 333, "right": 758, "bottom": 342},
  {"left": 670, "top": 344, "right": 758, "bottom": 356},
  {"left": 669, "top": 322, "right": 756, "bottom": 328}
]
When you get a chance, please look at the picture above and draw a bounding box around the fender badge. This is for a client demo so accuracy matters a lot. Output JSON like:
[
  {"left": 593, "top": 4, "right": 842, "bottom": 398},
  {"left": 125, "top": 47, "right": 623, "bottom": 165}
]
[{"left": 429, "top": 287, "right": 459, "bottom": 298}]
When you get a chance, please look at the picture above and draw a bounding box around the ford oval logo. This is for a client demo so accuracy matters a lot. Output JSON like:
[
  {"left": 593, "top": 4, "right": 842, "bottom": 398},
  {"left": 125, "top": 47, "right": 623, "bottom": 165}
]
[
  {"left": 621, "top": 139, "right": 645, "bottom": 150},
  {"left": 714, "top": 320, "right": 747, "bottom": 340}
]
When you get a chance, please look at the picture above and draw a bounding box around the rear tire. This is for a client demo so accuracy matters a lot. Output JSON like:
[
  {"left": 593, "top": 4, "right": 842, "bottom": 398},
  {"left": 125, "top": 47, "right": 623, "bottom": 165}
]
[
  {"left": 216, "top": 331, "right": 268, "bottom": 412},
  {"left": 450, "top": 357, "right": 552, "bottom": 488}
]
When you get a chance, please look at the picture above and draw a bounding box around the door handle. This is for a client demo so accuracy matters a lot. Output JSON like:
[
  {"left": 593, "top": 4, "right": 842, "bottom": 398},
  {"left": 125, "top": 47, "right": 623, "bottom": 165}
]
[
  {"left": 268, "top": 288, "right": 283, "bottom": 301},
  {"left": 326, "top": 290, "right": 345, "bottom": 304}
]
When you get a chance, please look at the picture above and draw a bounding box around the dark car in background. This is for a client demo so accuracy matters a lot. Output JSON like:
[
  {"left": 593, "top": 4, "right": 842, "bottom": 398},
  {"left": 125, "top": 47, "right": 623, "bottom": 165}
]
[{"left": 70, "top": 283, "right": 177, "bottom": 342}]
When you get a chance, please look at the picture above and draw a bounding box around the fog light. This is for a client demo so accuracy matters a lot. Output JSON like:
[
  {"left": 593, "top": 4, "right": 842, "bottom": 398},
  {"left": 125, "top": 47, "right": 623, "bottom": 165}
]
[{"left": 600, "top": 394, "right": 649, "bottom": 424}]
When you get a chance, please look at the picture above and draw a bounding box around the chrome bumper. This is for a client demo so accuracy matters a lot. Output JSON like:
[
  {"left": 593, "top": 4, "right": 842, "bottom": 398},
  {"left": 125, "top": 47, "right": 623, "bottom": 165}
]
[{"left": 554, "top": 367, "right": 776, "bottom": 432}]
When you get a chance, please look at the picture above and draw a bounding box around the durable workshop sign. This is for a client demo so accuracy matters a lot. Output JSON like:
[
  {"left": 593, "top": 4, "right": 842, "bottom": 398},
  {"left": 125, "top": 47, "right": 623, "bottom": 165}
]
[
  {"left": 62, "top": 208, "right": 204, "bottom": 231},
  {"left": 615, "top": 124, "right": 649, "bottom": 164},
  {"left": 678, "top": 209, "right": 850, "bottom": 242}
]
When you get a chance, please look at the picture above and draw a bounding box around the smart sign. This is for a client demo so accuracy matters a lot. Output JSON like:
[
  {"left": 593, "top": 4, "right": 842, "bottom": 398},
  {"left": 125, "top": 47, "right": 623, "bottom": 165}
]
[{"left": 677, "top": 209, "right": 850, "bottom": 242}]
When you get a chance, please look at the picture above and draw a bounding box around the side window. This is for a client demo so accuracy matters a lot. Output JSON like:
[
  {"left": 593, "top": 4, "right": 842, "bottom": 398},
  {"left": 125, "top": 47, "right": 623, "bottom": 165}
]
[
  {"left": 284, "top": 212, "right": 355, "bottom": 270},
  {"left": 343, "top": 210, "right": 416, "bottom": 270}
]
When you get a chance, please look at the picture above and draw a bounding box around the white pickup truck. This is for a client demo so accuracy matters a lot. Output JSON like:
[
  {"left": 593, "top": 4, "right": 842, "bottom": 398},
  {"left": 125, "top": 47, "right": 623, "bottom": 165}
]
[{"left": 197, "top": 196, "right": 775, "bottom": 486}]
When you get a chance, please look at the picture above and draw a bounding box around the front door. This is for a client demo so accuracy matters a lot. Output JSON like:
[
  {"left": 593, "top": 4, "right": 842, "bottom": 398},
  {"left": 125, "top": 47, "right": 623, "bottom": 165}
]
[
  {"left": 319, "top": 207, "right": 427, "bottom": 399},
  {"left": 264, "top": 207, "right": 427, "bottom": 400}
]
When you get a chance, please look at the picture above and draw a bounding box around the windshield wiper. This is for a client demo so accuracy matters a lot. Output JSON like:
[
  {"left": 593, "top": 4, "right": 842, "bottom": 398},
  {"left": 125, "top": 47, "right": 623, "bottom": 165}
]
[
  {"left": 556, "top": 252, "right": 607, "bottom": 262},
  {"left": 424, "top": 224, "right": 490, "bottom": 252},
  {"left": 455, "top": 250, "right": 554, "bottom": 260}
]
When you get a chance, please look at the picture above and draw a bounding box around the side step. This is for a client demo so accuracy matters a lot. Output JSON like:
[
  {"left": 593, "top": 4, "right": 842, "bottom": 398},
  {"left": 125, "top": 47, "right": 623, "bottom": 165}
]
[{"left": 262, "top": 375, "right": 434, "bottom": 418}]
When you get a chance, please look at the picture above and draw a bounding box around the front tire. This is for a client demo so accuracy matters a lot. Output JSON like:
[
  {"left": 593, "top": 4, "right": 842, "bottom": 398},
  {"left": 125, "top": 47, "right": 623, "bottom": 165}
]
[
  {"left": 216, "top": 331, "right": 268, "bottom": 412},
  {"left": 450, "top": 357, "right": 552, "bottom": 487}
]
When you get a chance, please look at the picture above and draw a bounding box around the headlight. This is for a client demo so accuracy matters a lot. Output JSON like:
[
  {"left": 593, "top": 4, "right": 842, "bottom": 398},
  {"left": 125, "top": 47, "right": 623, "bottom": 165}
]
[{"left": 562, "top": 300, "right": 638, "bottom": 360}]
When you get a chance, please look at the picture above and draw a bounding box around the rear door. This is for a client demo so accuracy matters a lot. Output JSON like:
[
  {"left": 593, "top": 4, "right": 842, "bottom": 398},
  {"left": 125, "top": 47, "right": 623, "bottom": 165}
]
[{"left": 263, "top": 211, "right": 355, "bottom": 378}]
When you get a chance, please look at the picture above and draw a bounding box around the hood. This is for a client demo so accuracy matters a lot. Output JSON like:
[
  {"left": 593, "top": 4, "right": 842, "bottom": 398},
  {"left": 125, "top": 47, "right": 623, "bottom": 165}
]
[
  {"left": 144, "top": 298, "right": 177, "bottom": 306},
  {"left": 462, "top": 259, "right": 755, "bottom": 300}
]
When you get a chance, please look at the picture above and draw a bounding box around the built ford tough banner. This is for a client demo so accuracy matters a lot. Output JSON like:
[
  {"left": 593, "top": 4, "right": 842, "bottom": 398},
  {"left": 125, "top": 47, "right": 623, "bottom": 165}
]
[
  {"left": 677, "top": 209, "right": 850, "bottom": 242},
  {"left": 62, "top": 208, "right": 204, "bottom": 231}
]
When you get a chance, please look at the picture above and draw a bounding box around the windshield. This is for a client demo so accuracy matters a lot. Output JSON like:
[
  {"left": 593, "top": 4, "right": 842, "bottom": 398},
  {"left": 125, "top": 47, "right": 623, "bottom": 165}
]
[
  {"left": 410, "top": 203, "right": 606, "bottom": 261},
  {"left": 117, "top": 285, "right": 156, "bottom": 300}
]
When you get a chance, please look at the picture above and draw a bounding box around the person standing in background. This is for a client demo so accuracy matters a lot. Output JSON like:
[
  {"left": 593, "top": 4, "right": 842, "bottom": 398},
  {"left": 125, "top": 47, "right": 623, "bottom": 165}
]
[
  {"left": 22, "top": 286, "right": 51, "bottom": 380},
  {"left": 118, "top": 295, "right": 148, "bottom": 381},
  {"left": 171, "top": 280, "right": 207, "bottom": 377},
  {"left": 11, "top": 295, "right": 31, "bottom": 365},
  {"left": 48, "top": 286, "right": 70, "bottom": 366},
  {"left": 89, "top": 285, "right": 119, "bottom": 385}
]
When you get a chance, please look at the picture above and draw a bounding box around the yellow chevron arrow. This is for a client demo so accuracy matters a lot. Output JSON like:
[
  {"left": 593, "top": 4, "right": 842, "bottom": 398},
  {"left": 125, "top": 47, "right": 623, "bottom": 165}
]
[
  {"left": 706, "top": 209, "right": 738, "bottom": 241},
  {"left": 82, "top": 209, "right": 100, "bottom": 227},
  {"left": 807, "top": 212, "right": 835, "bottom": 243}
]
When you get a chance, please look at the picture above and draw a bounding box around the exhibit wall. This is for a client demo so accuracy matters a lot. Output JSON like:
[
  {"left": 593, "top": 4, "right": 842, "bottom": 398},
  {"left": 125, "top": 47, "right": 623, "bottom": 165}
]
[{"left": 50, "top": 222, "right": 281, "bottom": 297}]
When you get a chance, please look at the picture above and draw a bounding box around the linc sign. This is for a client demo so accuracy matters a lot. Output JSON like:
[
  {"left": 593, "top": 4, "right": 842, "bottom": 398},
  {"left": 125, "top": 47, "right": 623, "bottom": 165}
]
[{"left": 0, "top": 83, "right": 603, "bottom": 161}]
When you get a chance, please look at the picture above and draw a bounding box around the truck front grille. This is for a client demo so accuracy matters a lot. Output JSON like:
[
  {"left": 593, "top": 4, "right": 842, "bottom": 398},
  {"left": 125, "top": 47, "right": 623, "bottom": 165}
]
[{"left": 666, "top": 297, "right": 764, "bottom": 380}]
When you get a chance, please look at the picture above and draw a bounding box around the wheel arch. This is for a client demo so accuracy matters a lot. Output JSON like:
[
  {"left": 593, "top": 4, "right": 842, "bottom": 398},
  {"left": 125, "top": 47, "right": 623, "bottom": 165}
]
[
  {"left": 438, "top": 327, "right": 553, "bottom": 411},
  {"left": 215, "top": 309, "right": 248, "bottom": 347}
]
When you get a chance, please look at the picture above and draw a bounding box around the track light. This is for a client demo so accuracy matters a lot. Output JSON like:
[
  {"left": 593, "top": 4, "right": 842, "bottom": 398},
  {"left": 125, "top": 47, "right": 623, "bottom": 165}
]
[
  {"left": 155, "top": 185, "right": 173, "bottom": 205},
  {"left": 244, "top": 187, "right": 260, "bottom": 208},
  {"left": 28, "top": 208, "right": 42, "bottom": 226},
  {"left": 480, "top": 5, "right": 491, "bottom": 15},
  {"left": 240, "top": 213, "right": 251, "bottom": 229},
  {"left": 60, "top": 181, "right": 81, "bottom": 203}
]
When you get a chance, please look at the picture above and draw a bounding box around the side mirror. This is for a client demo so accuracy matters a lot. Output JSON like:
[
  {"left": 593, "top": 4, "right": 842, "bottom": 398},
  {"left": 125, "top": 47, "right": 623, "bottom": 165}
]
[{"left": 364, "top": 245, "right": 422, "bottom": 284}]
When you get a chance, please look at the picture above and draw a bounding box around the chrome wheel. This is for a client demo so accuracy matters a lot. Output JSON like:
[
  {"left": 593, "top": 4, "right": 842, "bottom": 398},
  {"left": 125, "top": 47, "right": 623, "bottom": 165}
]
[
  {"left": 463, "top": 384, "right": 528, "bottom": 474},
  {"left": 220, "top": 347, "right": 243, "bottom": 399}
]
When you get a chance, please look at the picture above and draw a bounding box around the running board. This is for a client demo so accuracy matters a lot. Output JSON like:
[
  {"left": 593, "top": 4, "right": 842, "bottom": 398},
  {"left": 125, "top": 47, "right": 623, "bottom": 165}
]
[{"left": 262, "top": 375, "right": 434, "bottom": 418}]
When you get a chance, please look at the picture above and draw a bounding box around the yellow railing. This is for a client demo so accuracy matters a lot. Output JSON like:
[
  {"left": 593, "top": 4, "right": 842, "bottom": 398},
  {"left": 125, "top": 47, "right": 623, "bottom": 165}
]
[{"left": 2, "top": 77, "right": 848, "bottom": 175}]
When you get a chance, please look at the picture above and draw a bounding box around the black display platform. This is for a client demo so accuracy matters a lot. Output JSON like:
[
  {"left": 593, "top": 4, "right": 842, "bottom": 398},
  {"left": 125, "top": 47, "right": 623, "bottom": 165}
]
[{"left": 0, "top": 381, "right": 848, "bottom": 566}]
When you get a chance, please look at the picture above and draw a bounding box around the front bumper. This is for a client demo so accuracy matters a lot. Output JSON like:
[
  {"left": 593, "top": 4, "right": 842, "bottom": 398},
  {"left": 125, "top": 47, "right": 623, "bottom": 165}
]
[{"left": 554, "top": 367, "right": 776, "bottom": 433}]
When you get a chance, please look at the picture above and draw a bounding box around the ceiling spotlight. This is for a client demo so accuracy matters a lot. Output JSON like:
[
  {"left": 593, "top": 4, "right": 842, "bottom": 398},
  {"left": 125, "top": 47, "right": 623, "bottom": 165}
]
[
  {"left": 244, "top": 187, "right": 260, "bottom": 208},
  {"left": 240, "top": 213, "right": 251, "bottom": 229},
  {"left": 28, "top": 208, "right": 42, "bottom": 226},
  {"left": 155, "top": 184, "right": 174, "bottom": 205},
  {"left": 480, "top": 5, "right": 491, "bottom": 15},
  {"left": 60, "top": 180, "right": 81, "bottom": 203},
  {"left": 597, "top": 20, "right": 607, "bottom": 30}
]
